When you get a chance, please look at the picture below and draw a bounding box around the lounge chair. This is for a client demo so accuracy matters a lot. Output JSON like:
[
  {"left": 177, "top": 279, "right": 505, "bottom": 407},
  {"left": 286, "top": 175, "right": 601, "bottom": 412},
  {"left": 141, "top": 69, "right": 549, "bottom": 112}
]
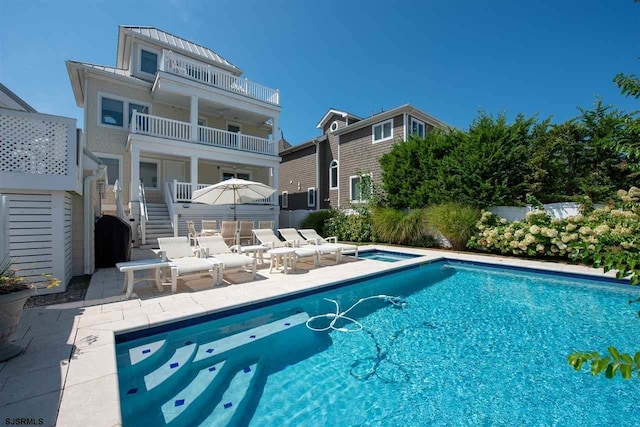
[
  {"left": 278, "top": 228, "right": 342, "bottom": 265},
  {"left": 298, "top": 229, "right": 359, "bottom": 258},
  {"left": 258, "top": 220, "right": 274, "bottom": 230},
  {"left": 201, "top": 219, "right": 219, "bottom": 236},
  {"left": 238, "top": 221, "right": 254, "bottom": 245},
  {"left": 197, "top": 236, "right": 256, "bottom": 284},
  {"left": 252, "top": 228, "right": 319, "bottom": 269},
  {"left": 157, "top": 237, "right": 218, "bottom": 292},
  {"left": 220, "top": 221, "right": 237, "bottom": 245}
]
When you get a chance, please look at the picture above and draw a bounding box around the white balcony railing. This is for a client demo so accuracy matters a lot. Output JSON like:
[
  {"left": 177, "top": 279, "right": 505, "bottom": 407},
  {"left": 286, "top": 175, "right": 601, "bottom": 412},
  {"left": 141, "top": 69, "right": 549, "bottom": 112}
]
[
  {"left": 162, "top": 50, "right": 280, "bottom": 106},
  {"left": 131, "top": 111, "right": 277, "bottom": 156},
  {"left": 171, "top": 180, "right": 276, "bottom": 205}
]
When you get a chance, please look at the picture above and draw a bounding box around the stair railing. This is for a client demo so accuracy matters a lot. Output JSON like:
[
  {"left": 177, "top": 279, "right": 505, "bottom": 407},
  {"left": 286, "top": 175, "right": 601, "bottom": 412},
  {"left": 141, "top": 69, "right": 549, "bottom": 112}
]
[
  {"left": 139, "top": 181, "right": 148, "bottom": 245},
  {"left": 165, "top": 181, "right": 179, "bottom": 237},
  {"left": 113, "top": 179, "right": 126, "bottom": 220}
]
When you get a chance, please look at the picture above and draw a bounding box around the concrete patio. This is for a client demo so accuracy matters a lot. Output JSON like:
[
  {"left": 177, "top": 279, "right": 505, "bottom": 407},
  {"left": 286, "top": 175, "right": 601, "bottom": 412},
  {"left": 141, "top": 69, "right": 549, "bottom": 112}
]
[{"left": 0, "top": 246, "right": 623, "bottom": 426}]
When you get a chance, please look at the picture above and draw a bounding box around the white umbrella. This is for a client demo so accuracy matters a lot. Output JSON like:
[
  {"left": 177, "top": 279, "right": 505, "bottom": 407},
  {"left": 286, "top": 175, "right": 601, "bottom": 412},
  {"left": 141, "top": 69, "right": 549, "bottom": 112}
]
[{"left": 191, "top": 179, "right": 276, "bottom": 246}]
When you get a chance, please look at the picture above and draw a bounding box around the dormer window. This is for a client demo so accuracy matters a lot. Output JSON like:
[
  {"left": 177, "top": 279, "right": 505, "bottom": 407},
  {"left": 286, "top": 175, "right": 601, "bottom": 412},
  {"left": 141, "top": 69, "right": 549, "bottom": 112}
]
[{"left": 140, "top": 49, "right": 158, "bottom": 75}]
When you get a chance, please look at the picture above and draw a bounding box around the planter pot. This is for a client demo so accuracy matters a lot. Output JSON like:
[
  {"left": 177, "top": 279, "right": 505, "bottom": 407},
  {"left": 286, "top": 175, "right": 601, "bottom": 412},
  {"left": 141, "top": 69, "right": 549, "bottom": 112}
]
[{"left": 0, "top": 288, "right": 33, "bottom": 362}]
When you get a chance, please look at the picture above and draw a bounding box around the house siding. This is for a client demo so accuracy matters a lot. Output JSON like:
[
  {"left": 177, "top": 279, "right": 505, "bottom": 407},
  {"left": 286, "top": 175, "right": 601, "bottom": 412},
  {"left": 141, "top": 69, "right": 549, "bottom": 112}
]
[
  {"left": 338, "top": 114, "right": 404, "bottom": 207},
  {"left": 278, "top": 144, "right": 317, "bottom": 210}
]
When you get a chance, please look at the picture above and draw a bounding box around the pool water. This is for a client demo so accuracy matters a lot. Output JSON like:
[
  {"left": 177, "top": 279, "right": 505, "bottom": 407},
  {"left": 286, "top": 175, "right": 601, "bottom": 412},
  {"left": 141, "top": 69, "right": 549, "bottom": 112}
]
[
  {"left": 356, "top": 249, "right": 420, "bottom": 262},
  {"left": 116, "top": 261, "right": 640, "bottom": 426}
]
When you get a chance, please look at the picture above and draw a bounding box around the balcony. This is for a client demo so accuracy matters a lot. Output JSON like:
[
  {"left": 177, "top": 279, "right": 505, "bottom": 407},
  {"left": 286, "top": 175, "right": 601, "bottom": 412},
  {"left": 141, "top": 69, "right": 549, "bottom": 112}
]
[
  {"left": 130, "top": 111, "right": 277, "bottom": 156},
  {"left": 170, "top": 181, "right": 276, "bottom": 204},
  {"left": 161, "top": 50, "right": 280, "bottom": 106}
]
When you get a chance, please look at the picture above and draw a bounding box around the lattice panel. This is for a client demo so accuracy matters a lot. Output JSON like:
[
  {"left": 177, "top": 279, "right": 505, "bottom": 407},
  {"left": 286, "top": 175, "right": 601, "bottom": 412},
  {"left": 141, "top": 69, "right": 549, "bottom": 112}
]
[{"left": 0, "top": 114, "right": 70, "bottom": 175}]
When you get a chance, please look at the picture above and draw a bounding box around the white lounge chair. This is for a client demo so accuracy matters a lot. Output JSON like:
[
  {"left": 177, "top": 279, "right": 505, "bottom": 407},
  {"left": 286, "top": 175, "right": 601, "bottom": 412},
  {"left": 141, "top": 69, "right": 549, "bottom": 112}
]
[
  {"left": 197, "top": 236, "right": 256, "bottom": 285},
  {"left": 252, "top": 228, "right": 319, "bottom": 269},
  {"left": 157, "top": 237, "right": 218, "bottom": 293},
  {"left": 278, "top": 228, "right": 342, "bottom": 265},
  {"left": 298, "top": 229, "right": 359, "bottom": 259}
]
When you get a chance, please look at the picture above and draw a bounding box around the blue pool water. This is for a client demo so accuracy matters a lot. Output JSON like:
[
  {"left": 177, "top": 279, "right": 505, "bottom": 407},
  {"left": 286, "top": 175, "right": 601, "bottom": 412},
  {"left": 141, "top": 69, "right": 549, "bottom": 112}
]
[
  {"left": 356, "top": 249, "right": 420, "bottom": 262},
  {"left": 116, "top": 261, "right": 640, "bottom": 426}
]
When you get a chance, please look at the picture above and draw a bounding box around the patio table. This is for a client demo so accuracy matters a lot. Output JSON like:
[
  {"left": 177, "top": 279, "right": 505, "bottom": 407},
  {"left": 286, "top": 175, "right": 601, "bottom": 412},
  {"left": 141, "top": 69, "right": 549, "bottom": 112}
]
[
  {"left": 116, "top": 259, "right": 173, "bottom": 299},
  {"left": 239, "top": 244, "right": 266, "bottom": 264},
  {"left": 267, "top": 247, "right": 296, "bottom": 274}
]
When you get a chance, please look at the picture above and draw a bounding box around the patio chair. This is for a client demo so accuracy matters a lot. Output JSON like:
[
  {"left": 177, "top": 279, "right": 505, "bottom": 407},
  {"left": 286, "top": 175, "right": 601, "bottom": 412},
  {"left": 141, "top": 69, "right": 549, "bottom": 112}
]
[
  {"left": 197, "top": 236, "right": 256, "bottom": 285},
  {"left": 220, "top": 221, "right": 237, "bottom": 245},
  {"left": 258, "top": 220, "right": 274, "bottom": 230},
  {"left": 186, "top": 220, "right": 200, "bottom": 246},
  {"left": 278, "top": 228, "right": 342, "bottom": 265},
  {"left": 252, "top": 229, "right": 319, "bottom": 269},
  {"left": 201, "top": 219, "right": 219, "bottom": 236},
  {"left": 157, "top": 237, "right": 218, "bottom": 293},
  {"left": 238, "top": 221, "right": 254, "bottom": 245},
  {"left": 299, "top": 229, "right": 359, "bottom": 259}
]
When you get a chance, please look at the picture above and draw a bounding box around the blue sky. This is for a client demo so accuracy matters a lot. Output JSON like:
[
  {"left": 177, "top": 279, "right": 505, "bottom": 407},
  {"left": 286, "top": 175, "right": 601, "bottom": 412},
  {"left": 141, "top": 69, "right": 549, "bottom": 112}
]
[{"left": 0, "top": 0, "right": 638, "bottom": 145}]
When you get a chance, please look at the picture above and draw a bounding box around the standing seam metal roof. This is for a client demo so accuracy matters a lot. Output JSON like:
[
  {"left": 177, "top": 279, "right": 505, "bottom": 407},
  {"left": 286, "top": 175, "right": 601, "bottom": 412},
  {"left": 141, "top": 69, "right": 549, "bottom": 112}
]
[{"left": 121, "top": 26, "right": 241, "bottom": 73}]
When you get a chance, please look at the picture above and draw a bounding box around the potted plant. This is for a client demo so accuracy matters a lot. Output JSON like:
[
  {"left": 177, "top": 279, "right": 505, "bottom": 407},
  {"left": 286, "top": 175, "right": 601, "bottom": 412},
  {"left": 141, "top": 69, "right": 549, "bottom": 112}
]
[{"left": 0, "top": 255, "right": 58, "bottom": 362}]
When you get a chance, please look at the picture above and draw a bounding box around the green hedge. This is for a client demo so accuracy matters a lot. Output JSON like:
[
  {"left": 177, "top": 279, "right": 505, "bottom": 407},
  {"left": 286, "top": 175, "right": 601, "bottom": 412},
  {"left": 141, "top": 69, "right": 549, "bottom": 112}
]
[{"left": 299, "top": 210, "right": 337, "bottom": 237}]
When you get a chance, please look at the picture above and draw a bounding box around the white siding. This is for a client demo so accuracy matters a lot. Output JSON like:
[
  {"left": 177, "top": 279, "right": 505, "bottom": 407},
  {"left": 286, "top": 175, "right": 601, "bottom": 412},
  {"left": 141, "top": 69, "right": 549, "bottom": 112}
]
[{"left": 64, "top": 192, "right": 73, "bottom": 284}]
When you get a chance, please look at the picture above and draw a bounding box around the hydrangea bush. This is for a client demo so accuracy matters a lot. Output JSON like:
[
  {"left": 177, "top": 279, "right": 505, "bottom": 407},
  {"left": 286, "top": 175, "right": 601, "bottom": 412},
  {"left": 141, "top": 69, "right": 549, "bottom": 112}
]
[{"left": 468, "top": 187, "right": 640, "bottom": 284}]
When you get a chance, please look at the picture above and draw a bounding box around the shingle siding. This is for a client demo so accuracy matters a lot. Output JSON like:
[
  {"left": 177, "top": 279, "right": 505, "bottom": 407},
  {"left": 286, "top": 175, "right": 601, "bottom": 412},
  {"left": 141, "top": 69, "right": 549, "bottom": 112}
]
[
  {"left": 278, "top": 144, "right": 317, "bottom": 210},
  {"left": 338, "top": 114, "right": 404, "bottom": 207}
]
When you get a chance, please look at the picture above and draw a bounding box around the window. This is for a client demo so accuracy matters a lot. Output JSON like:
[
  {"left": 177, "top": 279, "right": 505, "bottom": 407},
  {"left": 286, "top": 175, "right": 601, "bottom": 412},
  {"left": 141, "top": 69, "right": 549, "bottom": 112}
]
[
  {"left": 140, "top": 49, "right": 158, "bottom": 74},
  {"left": 307, "top": 187, "right": 316, "bottom": 208},
  {"left": 329, "top": 121, "right": 339, "bottom": 132},
  {"left": 101, "top": 97, "right": 124, "bottom": 127},
  {"left": 222, "top": 171, "right": 250, "bottom": 181},
  {"left": 411, "top": 118, "right": 425, "bottom": 138},
  {"left": 227, "top": 124, "right": 241, "bottom": 133},
  {"left": 372, "top": 119, "right": 393, "bottom": 143},
  {"left": 329, "top": 160, "right": 339, "bottom": 189},
  {"left": 281, "top": 191, "right": 288, "bottom": 208},
  {"left": 139, "top": 161, "right": 159, "bottom": 189},
  {"left": 97, "top": 156, "right": 120, "bottom": 186},
  {"left": 350, "top": 174, "right": 372, "bottom": 203}
]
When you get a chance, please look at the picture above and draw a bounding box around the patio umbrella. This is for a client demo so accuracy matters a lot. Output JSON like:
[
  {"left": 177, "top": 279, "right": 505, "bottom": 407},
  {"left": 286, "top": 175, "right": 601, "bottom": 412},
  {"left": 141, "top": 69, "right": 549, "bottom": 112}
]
[{"left": 191, "top": 179, "right": 276, "bottom": 245}]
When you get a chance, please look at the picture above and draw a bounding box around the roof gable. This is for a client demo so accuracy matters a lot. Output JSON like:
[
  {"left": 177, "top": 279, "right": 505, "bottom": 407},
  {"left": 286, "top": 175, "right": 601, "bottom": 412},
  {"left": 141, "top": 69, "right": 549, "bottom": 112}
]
[{"left": 315, "top": 108, "right": 361, "bottom": 129}]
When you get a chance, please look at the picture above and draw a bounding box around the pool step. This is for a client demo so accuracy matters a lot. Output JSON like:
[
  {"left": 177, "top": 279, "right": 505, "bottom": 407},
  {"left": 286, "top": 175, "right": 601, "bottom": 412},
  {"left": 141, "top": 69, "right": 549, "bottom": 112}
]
[
  {"left": 161, "top": 361, "right": 226, "bottom": 424},
  {"left": 144, "top": 343, "right": 197, "bottom": 391},
  {"left": 129, "top": 339, "right": 166, "bottom": 366},
  {"left": 198, "top": 363, "right": 258, "bottom": 427},
  {"left": 193, "top": 312, "right": 309, "bottom": 363}
]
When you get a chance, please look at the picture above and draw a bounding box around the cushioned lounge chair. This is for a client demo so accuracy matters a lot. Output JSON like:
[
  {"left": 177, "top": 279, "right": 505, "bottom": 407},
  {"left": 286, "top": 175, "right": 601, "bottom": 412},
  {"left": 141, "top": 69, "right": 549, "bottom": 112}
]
[
  {"left": 298, "top": 229, "right": 359, "bottom": 258},
  {"left": 157, "top": 237, "right": 218, "bottom": 292},
  {"left": 252, "top": 228, "right": 319, "bottom": 269},
  {"left": 197, "top": 236, "right": 256, "bottom": 284},
  {"left": 278, "top": 228, "right": 342, "bottom": 265}
]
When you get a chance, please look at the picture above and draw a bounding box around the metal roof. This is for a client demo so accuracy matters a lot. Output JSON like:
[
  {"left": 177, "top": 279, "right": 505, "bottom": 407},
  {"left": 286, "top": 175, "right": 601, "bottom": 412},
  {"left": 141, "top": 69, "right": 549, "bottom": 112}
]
[{"left": 120, "top": 26, "right": 241, "bottom": 74}]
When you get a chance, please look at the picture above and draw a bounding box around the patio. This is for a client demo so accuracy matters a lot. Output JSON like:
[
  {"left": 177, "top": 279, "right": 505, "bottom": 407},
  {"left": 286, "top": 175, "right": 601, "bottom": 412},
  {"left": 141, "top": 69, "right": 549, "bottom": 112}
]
[{"left": 0, "top": 247, "right": 619, "bottom": 426}]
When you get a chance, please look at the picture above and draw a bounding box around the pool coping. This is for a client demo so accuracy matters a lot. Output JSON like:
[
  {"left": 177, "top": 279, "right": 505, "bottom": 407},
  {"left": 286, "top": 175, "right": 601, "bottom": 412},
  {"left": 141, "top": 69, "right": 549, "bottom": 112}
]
[{"left": 22, "top": 246, "right": 635, "bottom": 426}]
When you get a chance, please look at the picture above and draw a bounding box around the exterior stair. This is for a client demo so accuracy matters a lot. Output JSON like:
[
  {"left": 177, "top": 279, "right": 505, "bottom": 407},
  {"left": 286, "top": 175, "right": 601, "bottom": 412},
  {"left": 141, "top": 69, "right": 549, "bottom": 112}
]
[{"left": 143, "top": 203, "right": 175, "bottom": 248}]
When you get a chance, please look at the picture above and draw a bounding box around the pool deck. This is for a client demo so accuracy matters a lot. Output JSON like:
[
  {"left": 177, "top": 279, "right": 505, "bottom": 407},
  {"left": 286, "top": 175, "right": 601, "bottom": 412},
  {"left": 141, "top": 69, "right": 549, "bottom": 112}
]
[{"left": 0, "top": 246, "right": 626, "bottom": 426}]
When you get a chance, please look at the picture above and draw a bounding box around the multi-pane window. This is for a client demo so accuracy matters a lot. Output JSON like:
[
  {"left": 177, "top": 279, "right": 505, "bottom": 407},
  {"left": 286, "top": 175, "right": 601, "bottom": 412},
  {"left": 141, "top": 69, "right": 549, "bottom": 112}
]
[
  {"left": 411, "top": 118, "right": 425, "bottom": 138},
  {"left": 140, "top": 49, "right": 158, "bottom": 74},
  {"left": 372, "top": 119, "right": 393, "bottom": 143},
  {"left": 101, "top": 98, "right": 124, "bottom": 127},
  {"left": 329, "top": 160, "right": 338, "bottom": 189},
  {"left": 350, "top": 175, "right": 371, "bottom": 203}
]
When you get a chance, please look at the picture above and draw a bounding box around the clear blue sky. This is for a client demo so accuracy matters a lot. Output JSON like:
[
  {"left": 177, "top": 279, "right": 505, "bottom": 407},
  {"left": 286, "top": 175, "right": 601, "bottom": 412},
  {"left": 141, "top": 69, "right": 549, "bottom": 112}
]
[{"left": 1, "top": 0, "right": 638, "bottom": 145}]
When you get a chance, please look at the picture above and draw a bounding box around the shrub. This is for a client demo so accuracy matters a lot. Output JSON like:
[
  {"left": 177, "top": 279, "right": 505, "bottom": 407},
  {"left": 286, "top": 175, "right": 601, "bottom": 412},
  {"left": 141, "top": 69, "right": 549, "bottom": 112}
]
[
  {"left": 325, "top": 206, "right": 374, "bottom": 243},
  {"left": 371, "top": 208, "right": 436, "bottom": 247},
  {"left": 300, "top": 210, "right": 336, "bottom": 236},
  {"left": 424, "top": 203, "right": 481, "bottom": 250}
]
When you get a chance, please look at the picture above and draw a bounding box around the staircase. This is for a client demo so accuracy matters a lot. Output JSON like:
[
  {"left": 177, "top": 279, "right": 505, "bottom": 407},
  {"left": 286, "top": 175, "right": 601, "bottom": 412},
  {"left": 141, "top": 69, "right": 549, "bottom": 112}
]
[{"left": 143, "top": 203, "right": 175, "bottom": 247}]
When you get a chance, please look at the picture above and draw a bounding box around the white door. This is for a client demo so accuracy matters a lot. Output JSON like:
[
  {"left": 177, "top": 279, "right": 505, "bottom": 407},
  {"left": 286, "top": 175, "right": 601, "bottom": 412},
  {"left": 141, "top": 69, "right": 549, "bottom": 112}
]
[{"left": 164, "top": 160, "right": 186, "bottom": 184}]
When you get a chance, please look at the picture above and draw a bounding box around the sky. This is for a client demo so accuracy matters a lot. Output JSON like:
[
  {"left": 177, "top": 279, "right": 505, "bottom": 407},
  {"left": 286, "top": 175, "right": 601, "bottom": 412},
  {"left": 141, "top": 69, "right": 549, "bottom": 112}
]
[{"left": 0, "top": 0, "right": 638, "bottom": 145}]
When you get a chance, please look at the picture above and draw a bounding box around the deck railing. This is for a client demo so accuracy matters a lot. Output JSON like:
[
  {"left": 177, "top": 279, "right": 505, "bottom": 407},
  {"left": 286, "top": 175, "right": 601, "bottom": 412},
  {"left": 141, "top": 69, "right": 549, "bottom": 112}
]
[
  {"left": 131, "top": 111, "right": 276, "bottom": 156},
  {"left": 172, "top": 180, "right": 276, "bottom": 205},
  {"left": 162, "top": 50, "right": 280, "bottom": 106}
]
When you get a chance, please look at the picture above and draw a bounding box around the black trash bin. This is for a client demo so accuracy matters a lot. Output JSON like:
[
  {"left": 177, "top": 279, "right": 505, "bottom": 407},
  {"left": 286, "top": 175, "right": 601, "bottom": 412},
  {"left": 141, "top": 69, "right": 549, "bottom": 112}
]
[{"left": 95, "top": 215, "right": 132, "bottom": 268}]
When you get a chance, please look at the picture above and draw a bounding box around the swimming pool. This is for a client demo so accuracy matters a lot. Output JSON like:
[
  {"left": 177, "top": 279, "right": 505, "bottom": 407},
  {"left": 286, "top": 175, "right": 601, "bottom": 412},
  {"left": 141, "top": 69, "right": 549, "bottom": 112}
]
[
  {"left": 357, "top": 249, "right": 420, "bottom": 262},
  {"left": 116, "top": 261, "right": 640, "bottom": 426}
]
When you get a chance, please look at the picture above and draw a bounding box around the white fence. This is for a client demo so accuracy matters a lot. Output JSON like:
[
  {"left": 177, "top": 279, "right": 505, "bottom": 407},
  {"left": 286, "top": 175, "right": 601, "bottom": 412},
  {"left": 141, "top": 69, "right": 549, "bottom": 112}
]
[
  {"left": 279, "top": 209, "right": 317, "bottom": 229},
  {"left": 487, "top": 202, "right": 603, "bottom": 222}
]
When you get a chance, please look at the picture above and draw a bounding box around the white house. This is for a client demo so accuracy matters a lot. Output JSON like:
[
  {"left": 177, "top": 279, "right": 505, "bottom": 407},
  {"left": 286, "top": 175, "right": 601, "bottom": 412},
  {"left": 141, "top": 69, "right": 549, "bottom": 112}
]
[
  {"left": 66, "top": 26, "right": 282, "bottom": 246},
  {"left": 0, "top": 83, "right": 104, "bottom": 292}
]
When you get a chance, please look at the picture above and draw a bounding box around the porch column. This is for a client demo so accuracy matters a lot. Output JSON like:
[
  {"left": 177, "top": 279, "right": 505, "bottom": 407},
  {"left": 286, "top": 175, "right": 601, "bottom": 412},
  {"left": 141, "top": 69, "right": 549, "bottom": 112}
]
[
  {"left": 271, "top": 115, "right": 279, "bottom": 154},
  {"left": 271, "top": 165, "right": 279, "bottom": 205},
  {"left": 130, "top": 147, "right": 140, "bottom": 203},
  {"left": 190, "top": 156, "right": 198, "bottom": 198},
  {"left": 190, "top": 95, "right": 199, "bottom": 142}
]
